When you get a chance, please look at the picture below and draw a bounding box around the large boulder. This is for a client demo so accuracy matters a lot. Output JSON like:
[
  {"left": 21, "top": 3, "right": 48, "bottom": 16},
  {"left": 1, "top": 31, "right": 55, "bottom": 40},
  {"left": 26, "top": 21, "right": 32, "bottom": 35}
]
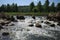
[
  {"left": 17, "top": 16, "right": 25, "bottom": 20},
  {"left": 35, "top": 23, "right": 42, "bottom": 28}
]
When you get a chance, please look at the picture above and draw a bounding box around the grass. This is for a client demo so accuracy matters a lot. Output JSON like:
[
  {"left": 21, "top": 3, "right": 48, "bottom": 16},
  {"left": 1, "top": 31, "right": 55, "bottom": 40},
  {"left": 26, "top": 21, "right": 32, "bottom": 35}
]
[{"left": 4, "top": 12, "right": 56, "bottom": 16}]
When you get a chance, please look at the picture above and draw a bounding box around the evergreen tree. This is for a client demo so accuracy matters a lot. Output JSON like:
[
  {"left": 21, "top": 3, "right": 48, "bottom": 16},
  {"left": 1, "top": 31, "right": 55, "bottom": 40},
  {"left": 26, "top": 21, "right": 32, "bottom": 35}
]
[
  {"left": 56, "top": 3, "right": 60, "bottom": 12},
  {"left": 44, "top": 0, "right": 49, "bottom": 12},
  {"left": 11, "top": 3, "right": 15, "bottom": 12},
  {"left": 30, "top": 2, "right": 35, "bottom": 12},
  {"left": 50, "top": 2, "right": 55, "bottom": 12},
  {"left": 7, "top": 4, "right": 11, "bottom": 12},
  {"left": 0, "top": 4, "right": 5, "bottom": 12},
  {"left": 14, "top": 4, "right": 18, "bottom": 12},
  {"left": 37, "top": 1, "right": 42, "bottom": 12}
]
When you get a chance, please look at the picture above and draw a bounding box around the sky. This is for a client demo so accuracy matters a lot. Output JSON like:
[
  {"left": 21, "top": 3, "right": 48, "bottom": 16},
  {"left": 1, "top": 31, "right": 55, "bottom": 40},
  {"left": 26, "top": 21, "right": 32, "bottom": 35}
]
[{"left": 0, "top": 0, "right": 60, "bottom": 6}]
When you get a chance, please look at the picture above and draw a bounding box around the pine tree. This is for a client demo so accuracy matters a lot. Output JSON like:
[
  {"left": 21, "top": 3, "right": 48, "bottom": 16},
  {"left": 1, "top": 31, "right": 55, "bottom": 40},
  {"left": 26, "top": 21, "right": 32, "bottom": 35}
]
[
  {"left": 50, "top": 2, "right": 55, "bottom": 12},
  {"left": 30, "top": 2, "right": 35, "bottom": 12},
  {"left": 37, "top": 1, "right": 42, "bottom": 12},
  {"left": 44, "top": 0, "right": 49, "bottom": 12}
]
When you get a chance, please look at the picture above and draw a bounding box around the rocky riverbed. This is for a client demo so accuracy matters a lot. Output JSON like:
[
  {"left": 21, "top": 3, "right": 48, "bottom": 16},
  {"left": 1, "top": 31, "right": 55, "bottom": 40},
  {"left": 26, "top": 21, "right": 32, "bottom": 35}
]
[{"left": 0, "top": 16, "right": 60, "bottom": 40}]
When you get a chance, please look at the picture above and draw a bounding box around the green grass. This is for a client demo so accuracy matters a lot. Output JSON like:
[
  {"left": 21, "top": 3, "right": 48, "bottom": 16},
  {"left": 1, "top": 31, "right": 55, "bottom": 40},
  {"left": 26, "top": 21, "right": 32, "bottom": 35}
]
[{"left": 4, "top": 12, "right": 56, "bottom": 16}]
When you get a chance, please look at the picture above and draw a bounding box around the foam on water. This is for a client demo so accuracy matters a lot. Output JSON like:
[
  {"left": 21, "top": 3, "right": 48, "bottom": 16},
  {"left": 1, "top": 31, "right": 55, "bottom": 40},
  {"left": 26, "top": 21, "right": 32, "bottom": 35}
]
[{"left": 0, "top": 16, "right": 60, "bottom": 40}]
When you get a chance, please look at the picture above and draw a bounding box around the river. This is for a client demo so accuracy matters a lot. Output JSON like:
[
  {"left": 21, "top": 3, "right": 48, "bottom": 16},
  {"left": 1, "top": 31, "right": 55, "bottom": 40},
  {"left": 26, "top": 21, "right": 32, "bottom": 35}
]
[{"left": 0, "top": 16, "right": 60, "bottom": 40}]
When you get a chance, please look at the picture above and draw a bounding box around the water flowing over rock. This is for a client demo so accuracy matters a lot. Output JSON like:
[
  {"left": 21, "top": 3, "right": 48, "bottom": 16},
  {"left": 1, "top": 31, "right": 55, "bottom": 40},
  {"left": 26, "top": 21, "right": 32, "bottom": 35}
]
[{"left": 0, "top": 16, "right": 60, "bottom": 40}]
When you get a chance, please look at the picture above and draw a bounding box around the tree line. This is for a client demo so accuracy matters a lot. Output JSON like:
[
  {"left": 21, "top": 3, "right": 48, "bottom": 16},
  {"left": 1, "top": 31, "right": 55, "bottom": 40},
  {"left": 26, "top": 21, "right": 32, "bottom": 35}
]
[
  {"left": 0, "top": 0, "right": 60, "bottom": 12},
  {"left": 0, "top": 3, "right": 18, "bottom": 12},
  {"left": 30, "top": 0, "right": 60, "bottom": 12}
]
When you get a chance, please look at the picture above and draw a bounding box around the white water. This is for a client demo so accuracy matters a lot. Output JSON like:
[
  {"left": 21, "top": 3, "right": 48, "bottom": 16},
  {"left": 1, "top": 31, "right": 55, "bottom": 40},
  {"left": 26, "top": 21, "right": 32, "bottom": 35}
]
[{"left": 0, "top": 16, "right": 60, "bottom": 40}]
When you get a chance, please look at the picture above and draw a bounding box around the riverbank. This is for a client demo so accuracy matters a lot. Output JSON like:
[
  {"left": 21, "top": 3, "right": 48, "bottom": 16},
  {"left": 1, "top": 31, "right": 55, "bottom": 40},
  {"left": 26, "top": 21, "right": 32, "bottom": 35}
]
[{"left": 4, "top": 12, "right": 56, "bottom": 16}]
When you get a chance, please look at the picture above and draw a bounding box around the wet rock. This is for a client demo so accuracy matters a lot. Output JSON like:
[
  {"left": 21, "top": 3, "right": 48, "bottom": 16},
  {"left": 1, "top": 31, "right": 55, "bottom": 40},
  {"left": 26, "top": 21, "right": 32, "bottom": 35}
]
[
  {"left": 57, "top": 22, "right": 60, "bottom": 26},
  {"left": 0, "top": 21, "right": 11, "bottom": 26},
  {"left": 35, "top": 23, "right": 42, "bottom": 28},
  {"left": 50, "top": 24, "right": 55, "bottom": 27},
  {"left": 10, "top": 16, "right": 15, "bottom": 21},
  {"left": 13, "top": 20, "right": 18, "bottom": 22},
  {"left": 47, "top": 12, "right": 60, "bottom": 22},
  {"left": 6, "top": 17, "right": 11, "bottom": 21},
  {"left": 10, "top": 16, "right": 18, "bottom": 22},
  {"left": 5, "top": 21, "right": 11, "bottom": 24},
  {"left": 44, "top": 21, "right": 51, "bottom": 24},
  {"left": 32, "top": 16, "right": 35, "bottom": 19},
  {"left": 0, "top": 25, "right": 4, "bottom": 30},
  {"left": 9, "top": 24, "right": 15, "bottom": 26},
  {"left": 41, "top": 21, "right": 43, "bottom": 23},
  {"left": 5, "top": 24, "right": 8, "bottom": 26},
  {"left": 29, "top": 24, "right": 34, "bottom": 27},
  {"left": 17, "top": 16, "right": 25, "bottom": 20},
  {"left": 2, "top": 32, "right": 9, "bottom": 36},
  {"left": 0, "top": 22, "right": 5, "bottom": 26}
]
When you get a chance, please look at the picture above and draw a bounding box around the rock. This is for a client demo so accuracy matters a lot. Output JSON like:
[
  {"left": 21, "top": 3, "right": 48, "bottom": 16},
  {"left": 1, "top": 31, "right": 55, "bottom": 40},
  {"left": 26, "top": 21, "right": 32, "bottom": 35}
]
[
  {"left": 29, "top": 24, "right": 34, "bottom": 27},
  {"left": 57, "top": 22, "right": 60, "bottom": 26},
  {"left": 10, "top": 16, "right": 15, "bottom": 21},
  {"left": 35, "top": 23, "right": 42, "bottom": 28},
  {"left": 47, "top": 12, "right": 60, "bottom": 22},
  {"left": 5, "top": 24, "right": 8, "bottom": 26},
  {"left": 57, "top": 23, "right": 60, "bottom": 26},
  {"left": 17, "top": 16, "right": 25, "bottom": 20},
  {"left": 32, "top": 16, "right": 35, "bottom": 19},
  {"left": 2, "top": 32, "right": 9, "bottom": 36},
  {"left": 9, "top": 24, "right": 15, "bottom": 26},
  {"left": 0, "top": 25, "right": 4, "bottom": 30},
  {"left": 41, "top": 21, "right": 43, "bottom": 23},
  {"left": 5, "top": 21, "right": 11, "bottom": 24},
  {"left": 0, "top": 22, "right": 5, "bottom": 26},
  {"left": 50, "top": 24, "right": 55, "bottom": 27},
  {"left": 6, "top": 17, "right": 11, "bottom": 21},
  {"left": 13, "top": 20, "right": 18, "bottom": 22},
  {"left": 44, "top": 21, "right": 51, "bottom": 24}
]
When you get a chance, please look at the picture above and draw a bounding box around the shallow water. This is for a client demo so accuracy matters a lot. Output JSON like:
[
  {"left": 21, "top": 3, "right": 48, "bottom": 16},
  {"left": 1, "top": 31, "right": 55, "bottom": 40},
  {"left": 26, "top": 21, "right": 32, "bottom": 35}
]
[{"left": 0, "top": 16, "right": 60, "bottom": 40}]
